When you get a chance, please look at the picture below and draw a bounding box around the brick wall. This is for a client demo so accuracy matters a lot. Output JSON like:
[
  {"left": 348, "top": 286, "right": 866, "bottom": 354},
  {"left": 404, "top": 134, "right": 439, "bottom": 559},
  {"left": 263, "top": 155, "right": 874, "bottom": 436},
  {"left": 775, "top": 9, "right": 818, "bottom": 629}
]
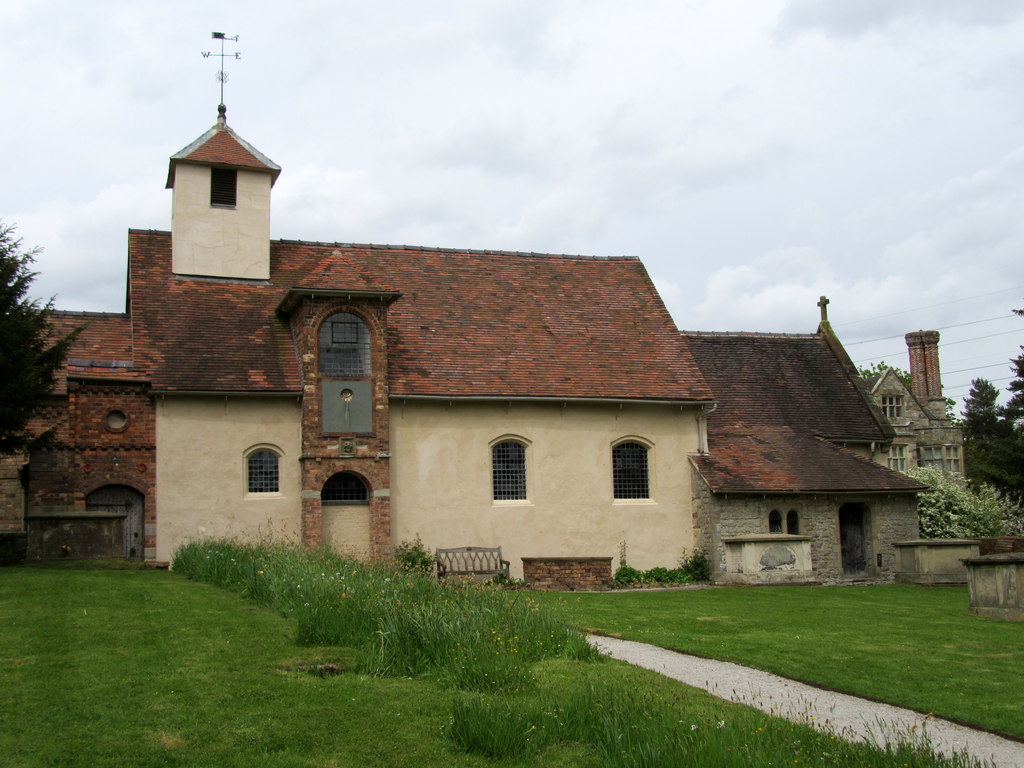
[
  {"left": 26, "top": 381, "right": 157, "bottom": 559},
  {"left": 291, "top": 298, "right": 393, "bottom": 559},
  {"left": 522, "top": 557, "right": 613, "bottom": 591}
]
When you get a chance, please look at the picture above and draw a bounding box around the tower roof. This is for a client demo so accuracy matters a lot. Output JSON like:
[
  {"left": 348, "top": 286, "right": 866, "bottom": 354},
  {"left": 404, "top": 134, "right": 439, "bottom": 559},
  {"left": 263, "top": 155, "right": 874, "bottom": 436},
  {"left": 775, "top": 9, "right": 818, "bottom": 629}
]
[{"left": 165, "top": 106, "right": 281, "bottom": 188}]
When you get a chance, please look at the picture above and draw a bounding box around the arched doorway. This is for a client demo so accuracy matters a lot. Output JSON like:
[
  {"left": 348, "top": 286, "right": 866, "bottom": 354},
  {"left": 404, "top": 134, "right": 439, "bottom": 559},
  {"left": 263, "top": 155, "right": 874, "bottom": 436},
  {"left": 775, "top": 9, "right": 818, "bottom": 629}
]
[
  {"left": 86, "top": 485, "right": 145, "bottom": 560},
  {"left": 321, "top": 472, "right": 371, "bottom": 560}
]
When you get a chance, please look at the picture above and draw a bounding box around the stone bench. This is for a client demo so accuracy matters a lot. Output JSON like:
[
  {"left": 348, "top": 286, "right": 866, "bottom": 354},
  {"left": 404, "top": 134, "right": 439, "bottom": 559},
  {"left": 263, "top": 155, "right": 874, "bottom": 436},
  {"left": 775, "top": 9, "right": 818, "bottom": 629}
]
[{"left": 435, "top": 545, "right": 510, "bottom": 580}]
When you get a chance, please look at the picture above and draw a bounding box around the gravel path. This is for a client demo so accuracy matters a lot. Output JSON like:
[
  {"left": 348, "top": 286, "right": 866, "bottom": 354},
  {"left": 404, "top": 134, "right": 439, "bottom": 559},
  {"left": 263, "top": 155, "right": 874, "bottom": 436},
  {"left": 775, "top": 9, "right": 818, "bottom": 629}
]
[{"left": 588, "top": 635, "right": 1023, "bottom": 768}]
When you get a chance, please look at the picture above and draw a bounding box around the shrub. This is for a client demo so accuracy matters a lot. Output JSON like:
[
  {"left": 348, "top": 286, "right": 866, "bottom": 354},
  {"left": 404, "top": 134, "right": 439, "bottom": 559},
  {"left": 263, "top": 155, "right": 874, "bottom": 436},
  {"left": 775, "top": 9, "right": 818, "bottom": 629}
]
[
  {"left": 679, "top": 548, "right": 711, "bottom": 583},
  {"left": 908, "top": 467, "right": 1011, "bottom": 538},
  {"left": 393, "top": 535, "right": 434, "bottom": 574},
  {"left": 613, "top": 565, "right": 643, "bottom": 585}
]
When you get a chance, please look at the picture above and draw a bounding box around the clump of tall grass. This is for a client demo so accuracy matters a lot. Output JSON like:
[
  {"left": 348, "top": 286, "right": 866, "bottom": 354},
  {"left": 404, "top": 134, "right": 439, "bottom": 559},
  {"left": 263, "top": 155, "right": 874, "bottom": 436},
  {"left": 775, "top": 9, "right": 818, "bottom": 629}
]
[
  {"left": 172, "top": 538, "right": 596, "bottom": 692},
  {"left": 445, "top": 678, "right": 992, "bottom": 768}
]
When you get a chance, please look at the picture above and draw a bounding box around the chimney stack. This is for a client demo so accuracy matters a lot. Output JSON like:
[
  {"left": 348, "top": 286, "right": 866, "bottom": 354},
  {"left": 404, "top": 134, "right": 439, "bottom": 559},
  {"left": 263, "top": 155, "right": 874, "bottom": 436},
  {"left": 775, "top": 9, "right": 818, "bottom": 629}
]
[{"left": 905, "top": 330, "right": 945, "bottom": 418}]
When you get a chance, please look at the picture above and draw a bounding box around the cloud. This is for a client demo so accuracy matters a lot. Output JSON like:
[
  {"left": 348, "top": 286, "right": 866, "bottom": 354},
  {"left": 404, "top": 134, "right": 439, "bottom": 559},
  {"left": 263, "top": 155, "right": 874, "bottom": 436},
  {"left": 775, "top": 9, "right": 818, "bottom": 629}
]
[{"left": 776, "top": 0, "right": 1024, "bottom": 39}]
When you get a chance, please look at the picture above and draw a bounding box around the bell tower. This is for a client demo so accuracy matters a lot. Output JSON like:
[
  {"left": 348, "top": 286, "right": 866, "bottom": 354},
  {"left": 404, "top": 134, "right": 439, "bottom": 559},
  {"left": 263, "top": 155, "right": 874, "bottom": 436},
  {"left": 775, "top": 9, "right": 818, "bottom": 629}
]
[{"left": 165, "top": 105, "right": 281, "bottom": 280}]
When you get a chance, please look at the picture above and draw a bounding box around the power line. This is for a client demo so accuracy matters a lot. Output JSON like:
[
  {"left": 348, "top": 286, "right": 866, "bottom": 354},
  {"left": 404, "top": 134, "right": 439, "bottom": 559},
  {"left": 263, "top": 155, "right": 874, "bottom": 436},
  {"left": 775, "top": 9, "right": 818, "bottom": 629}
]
[
  {"left": 834, "top": 286, "right": 1024, "bottom": 327},
  {"left": 843, "top": 315, "right": 1016, "bottom": 346},
  {"left": 945, "top": 376, "right": 1015, "bottom": 393},
  {"left": 851, "top": 328, "right": 1021, "bottom": 361},
  {"left": 942, "top": 362, "right": 1016, "bottom": 375}
]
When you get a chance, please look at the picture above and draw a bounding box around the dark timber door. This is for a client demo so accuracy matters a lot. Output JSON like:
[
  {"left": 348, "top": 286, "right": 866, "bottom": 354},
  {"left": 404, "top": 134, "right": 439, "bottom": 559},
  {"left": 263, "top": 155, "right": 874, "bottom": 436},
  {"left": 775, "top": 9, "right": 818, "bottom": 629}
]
[
  {"left": 86, "top": 485, "right": 145, "bottom": 561},
  {"left": 838, "top": 503, "right": 867, "bottom": 576}
]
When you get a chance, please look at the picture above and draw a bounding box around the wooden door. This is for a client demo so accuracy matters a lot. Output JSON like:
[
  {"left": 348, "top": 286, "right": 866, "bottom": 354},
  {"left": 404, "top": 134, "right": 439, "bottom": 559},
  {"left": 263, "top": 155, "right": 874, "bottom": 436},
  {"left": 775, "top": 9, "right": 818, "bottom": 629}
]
[
  {"left": 839, "top": 503, "right": 866, "bottom": 576},
  {"left": 85, "top": 485, "right": 145, "bottom": 560}
]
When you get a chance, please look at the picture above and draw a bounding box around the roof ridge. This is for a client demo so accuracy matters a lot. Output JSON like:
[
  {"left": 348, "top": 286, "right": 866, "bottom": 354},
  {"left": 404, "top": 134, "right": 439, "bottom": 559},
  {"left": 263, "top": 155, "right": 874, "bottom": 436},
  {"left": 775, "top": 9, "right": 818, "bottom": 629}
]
[
  {"left": 54, "top": 310, "right": 129, "bottom": 319},
  {"left": 681, "top": 330, "right": 820, "bottom": 339},
  {"left": 275, "top": 238, "right": 641, "bottom": 261}
]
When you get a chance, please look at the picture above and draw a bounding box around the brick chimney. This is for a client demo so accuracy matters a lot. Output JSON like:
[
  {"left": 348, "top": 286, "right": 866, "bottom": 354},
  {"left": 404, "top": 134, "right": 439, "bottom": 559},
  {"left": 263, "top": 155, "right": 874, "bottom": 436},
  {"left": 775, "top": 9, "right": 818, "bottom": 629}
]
[{"left": 905, "top": 330, "right": 945, "bottom": 418}]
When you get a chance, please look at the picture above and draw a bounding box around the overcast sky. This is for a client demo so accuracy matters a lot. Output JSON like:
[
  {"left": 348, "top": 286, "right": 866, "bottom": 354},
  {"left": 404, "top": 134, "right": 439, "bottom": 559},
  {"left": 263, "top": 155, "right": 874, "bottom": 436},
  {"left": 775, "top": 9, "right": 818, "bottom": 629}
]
[{"left": 3, "top": 0, "right": 1023, "bottom": 410}]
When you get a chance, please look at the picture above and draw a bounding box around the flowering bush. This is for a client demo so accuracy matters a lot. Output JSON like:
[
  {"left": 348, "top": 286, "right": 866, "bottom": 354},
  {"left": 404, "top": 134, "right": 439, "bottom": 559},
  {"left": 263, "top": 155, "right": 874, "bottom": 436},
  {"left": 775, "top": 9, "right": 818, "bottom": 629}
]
[{"left": 908, "top": 467, "right": 1011, "bottom": 538}]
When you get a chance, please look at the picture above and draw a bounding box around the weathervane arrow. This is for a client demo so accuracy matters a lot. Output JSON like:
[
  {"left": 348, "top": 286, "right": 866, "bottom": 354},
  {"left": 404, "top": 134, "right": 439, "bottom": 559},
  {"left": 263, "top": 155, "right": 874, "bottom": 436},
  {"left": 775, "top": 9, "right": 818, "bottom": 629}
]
[{"left": 202, "top": 32, "right": 241, "bottom": 109}]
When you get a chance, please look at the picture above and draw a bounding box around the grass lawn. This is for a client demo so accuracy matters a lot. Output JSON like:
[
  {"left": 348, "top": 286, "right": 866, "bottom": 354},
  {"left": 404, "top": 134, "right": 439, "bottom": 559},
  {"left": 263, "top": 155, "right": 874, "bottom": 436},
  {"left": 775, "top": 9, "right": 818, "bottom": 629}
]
[
  {"left": 536, "top": 584, "right": 1024, "bottom": 738},
  {"left": 1, "top": 561, "right": 988, "bottom": 768},
  {"left": 0, "top": 566, "right": 506, "bottom": 768}
]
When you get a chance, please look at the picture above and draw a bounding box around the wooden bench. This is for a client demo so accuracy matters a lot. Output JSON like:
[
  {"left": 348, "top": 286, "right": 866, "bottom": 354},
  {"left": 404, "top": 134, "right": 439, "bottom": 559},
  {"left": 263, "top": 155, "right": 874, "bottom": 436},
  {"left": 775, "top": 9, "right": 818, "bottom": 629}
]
[{"left": 435, "top": 546, "right": 510, "bottom": 580}]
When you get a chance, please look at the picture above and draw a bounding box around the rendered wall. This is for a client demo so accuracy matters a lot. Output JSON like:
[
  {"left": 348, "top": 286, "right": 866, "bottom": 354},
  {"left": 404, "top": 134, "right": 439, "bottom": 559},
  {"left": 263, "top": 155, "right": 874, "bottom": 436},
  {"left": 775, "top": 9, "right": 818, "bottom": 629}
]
[
  {"left": 155, "top": 396, "right": 301, "bottom": 561},
  {"left": 171, "top": 164, "right": 271, "bottom": 280},
  {"left": 390, "top": 400, "right": 701, "bottom": 579}
]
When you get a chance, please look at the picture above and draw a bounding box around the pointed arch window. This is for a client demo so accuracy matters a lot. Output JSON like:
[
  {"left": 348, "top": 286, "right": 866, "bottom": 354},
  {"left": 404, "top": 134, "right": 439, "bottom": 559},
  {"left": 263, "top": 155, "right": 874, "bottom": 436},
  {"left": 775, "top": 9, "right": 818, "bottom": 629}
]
[{"left": 319, "top": 313, "right": 371, "bottom": 376}]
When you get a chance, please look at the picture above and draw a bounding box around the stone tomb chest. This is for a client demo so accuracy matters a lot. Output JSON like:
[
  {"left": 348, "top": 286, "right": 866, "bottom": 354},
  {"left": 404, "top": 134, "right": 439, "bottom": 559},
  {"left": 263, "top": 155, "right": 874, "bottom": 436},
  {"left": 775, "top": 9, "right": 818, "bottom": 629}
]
[{"left": 720, "top": 535, "right": 813, "bottom": 585}]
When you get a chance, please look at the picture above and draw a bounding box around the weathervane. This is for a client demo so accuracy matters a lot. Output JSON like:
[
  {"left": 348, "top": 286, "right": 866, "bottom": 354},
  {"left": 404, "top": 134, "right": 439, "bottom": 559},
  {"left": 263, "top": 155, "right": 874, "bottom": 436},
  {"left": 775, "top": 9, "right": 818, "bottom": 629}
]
[{"left": 202, "top": 32, "right": 241, "bottom": 110}]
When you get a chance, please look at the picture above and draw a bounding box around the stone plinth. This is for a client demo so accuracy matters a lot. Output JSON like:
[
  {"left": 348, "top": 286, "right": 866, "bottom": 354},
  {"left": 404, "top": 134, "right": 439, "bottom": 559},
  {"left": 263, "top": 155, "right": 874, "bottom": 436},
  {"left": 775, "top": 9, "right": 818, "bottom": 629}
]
[
  {"left": 720, "top": 535, "right": 814, "bottom": 585},
  {"left": 964, "top": 553, "right": 1024, "bottom": 621},
  {"left": 894, "top": 539, "right": 980, "bottom": 585},
  {"left": 522, "top": 557, "right": 612, "bottom": 591}
]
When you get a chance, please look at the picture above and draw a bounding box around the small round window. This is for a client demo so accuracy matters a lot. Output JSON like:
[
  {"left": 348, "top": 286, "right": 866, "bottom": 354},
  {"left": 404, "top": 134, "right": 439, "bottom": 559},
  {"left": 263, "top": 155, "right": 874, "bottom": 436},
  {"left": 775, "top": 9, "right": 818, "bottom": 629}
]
[{"left": 105, "top": 410, "right": 129, "bottom": 432}]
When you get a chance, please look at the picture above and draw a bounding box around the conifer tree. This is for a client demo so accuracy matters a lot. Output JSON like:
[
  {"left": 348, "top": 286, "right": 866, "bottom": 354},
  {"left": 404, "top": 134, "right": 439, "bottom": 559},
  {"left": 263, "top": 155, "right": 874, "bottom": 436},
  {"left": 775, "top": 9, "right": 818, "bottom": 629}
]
[{"left": 0, "top": 221, "right": 79, "bottom": 454}]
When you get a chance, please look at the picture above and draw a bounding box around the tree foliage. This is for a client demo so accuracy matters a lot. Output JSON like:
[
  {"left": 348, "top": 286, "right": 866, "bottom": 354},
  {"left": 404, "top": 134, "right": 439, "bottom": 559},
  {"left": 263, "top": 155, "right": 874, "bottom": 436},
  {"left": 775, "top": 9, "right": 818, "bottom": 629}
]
[
  {"left": 858, "top": 361, "right": 911, "bottom": 390},
  {"left": 0, "top": 221, "right": 79, "bottom": 454},
  {"left": 959, "top": 308, "right": 1024, "bottom": 512},
  {"left": 907, "top": 466, "right": 1011, "bottom": 538}
]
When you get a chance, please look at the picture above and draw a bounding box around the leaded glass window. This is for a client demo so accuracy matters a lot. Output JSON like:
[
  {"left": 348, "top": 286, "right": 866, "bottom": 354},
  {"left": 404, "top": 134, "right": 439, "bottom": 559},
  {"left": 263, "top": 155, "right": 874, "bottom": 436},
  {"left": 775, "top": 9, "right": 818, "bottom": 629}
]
[
  {"left": 319, "top": 313, "right": 371, "bottom": 376},
  {"left": 492, "top": 441, "right": 526, "bottom": 501},
  {"left": 247, "top": 450, "right": 279, "bottom": 493},
  {"left": 612, "top": 441, "right": 649, "bottom": 500},
  {"left": 322, "top": 472, "right": 369, "bottom": 505}
]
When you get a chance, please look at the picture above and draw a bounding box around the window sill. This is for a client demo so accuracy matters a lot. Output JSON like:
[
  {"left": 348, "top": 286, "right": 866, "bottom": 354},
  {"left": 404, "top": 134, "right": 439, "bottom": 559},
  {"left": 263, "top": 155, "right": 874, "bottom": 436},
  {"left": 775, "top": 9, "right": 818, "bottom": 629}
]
[
  {"left": 612, "top": 498, "right": 656, "bottom": 506},
  {"left": 245, "top": 492, "right": 283, "bottom": 499},
  {"left": 492, "top": 499, "right": 533, "bottom": 508}
]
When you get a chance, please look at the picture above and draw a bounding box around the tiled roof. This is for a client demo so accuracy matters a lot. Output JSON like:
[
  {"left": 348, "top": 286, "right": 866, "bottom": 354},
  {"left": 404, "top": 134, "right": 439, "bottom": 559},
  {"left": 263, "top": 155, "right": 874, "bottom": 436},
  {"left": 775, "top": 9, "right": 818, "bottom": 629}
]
[
  {"left": 124, "top": 231, "right": 712, "bottom": 400},
  {"left": 682, "top": 331, "right": 887, "bottom": 442},
  {"left": 684, "top": 331, "right": 922, "bottom": 494},
  {"left": 690, "top": 427, "right": 924, "bottom": 493},
  {"left": 49, "top": 311, "right": 146, "bottom": 394},
  {"left": 166, "top": 120, "right": 281, "bottom": 188}
]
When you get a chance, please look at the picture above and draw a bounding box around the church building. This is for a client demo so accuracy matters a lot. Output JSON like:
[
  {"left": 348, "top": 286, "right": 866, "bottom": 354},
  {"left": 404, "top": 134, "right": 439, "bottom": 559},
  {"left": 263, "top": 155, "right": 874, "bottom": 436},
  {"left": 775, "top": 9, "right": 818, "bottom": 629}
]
[{"left": 3, "top": 109, "right": 928, "bottom": 584}]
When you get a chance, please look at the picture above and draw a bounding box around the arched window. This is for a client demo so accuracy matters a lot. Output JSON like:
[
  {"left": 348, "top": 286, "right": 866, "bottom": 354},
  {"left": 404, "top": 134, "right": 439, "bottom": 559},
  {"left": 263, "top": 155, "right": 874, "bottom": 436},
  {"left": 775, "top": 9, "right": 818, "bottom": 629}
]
[
  {"left": 322, "top": 472, "right": 369, "bottom": 505},
  {"left": 612, "top": 441, "right": 649, "bottom": 500},
  {"left": 786, "top": 510, "right": 800, "bottom": 535},
  {"left": 247, "top": 450, "right": 280, "bottom": 494},
  {"left": 492, "top": 441, "right": 526, "bottom": 501},
  {"left": 768, "top": 510, "right": 782, "bottom": 533},
  {"left": 319, "top": 313, "right": 371, "bottom": 376}
]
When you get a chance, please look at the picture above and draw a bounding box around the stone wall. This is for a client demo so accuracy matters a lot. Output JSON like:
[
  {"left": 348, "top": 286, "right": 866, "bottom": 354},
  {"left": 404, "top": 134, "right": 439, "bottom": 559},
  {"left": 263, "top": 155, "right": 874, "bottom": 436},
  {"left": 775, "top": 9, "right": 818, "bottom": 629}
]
[
  {"left": 0, "top": 454, "right": 26, "bottom": 532},
  {"left": 522, "top": 557, "right": 613, "bottom": 591},
  {"left": 692, "top": 467, "right": 919, "bottom": 584}
]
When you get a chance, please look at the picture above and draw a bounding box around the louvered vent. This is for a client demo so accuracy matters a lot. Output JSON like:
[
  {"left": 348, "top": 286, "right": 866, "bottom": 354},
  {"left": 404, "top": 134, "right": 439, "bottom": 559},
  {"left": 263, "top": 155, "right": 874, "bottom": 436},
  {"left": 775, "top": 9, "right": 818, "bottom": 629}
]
[{"left": 209, "top": 167, "right": 237, "bottom": 207}]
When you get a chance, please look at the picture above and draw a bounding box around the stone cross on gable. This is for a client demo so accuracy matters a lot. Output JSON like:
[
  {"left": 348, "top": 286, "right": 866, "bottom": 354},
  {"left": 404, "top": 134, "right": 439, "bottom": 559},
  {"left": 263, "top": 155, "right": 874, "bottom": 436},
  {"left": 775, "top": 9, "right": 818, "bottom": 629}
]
[{"left": 818, "top": 295, "right": 830, "bottom": 323}]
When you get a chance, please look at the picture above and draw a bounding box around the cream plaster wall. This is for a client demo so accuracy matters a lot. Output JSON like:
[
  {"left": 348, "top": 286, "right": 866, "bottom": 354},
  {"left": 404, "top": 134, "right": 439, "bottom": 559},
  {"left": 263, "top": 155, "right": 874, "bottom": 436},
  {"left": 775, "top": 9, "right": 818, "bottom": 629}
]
[
  {"left": 390, "top": 400, "right": 701, "bottom": 579},
  {"left": 156, "top": 396, "right": 301, "bottom": 561},
  {"left": 171, "top": 164, "right": 271, "bottom": 280}
]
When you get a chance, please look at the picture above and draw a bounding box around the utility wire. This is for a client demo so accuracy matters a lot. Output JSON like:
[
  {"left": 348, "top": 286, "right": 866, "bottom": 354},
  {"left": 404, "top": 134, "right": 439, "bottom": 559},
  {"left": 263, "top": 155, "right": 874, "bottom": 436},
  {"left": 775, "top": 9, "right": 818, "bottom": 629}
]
[
  {"left": 844, "top": 315, "right": 1016, "bottom": 346},
  {"left": 834, "top": 286, "right": 1024, "bottom": 327}
]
